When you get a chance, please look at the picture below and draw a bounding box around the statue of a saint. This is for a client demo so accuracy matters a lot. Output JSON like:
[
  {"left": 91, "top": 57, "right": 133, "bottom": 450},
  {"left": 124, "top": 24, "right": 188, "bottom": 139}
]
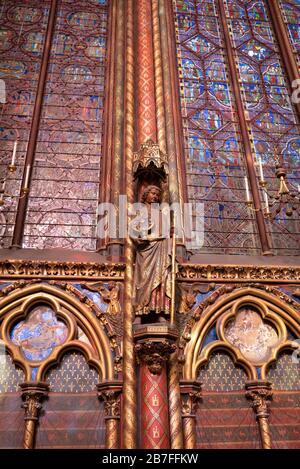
[{"left": 132, "top": 185, "right": 172, "bottom": 323}]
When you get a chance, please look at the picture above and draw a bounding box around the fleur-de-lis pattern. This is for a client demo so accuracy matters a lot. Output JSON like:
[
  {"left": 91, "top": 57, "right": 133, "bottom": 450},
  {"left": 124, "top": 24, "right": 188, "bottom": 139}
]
[
  {"left": 198, "top": 351, "right": 247, "bottom": 391},
  {"left": 46, "top": 352, "right": 99, "bottom": 392}
]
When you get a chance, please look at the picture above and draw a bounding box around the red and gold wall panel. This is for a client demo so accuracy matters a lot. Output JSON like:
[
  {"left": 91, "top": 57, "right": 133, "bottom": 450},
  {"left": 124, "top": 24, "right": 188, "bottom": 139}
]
[
  {"left": 196, "top": 351, "right": 260, "bottom": 448},
  {"left": 0, "top": 354, "right": 24, "bottom": 449},
  {"left": 36, "top": 352, "right": 105, "bottom": 449}
]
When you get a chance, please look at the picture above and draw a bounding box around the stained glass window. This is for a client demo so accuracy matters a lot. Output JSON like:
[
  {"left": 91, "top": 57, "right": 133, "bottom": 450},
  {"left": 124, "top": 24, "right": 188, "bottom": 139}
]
[
  {"left": 225, "top": 0, "right": 300, "bottom": 254},
  {"left": 174, "top": 0, "right": 261, "bottom": 254},
  {"left": 174, "top": 0, "right": 300, "bottom": 255},
  {"left": 0, "top": 1, "right": 50, "bottom": 247},
  {"left": 23, "top": 0, "right": 108, "bottom": 249},
  {"left": 280, "top": 0, "right": 300, "bottom": 58}
]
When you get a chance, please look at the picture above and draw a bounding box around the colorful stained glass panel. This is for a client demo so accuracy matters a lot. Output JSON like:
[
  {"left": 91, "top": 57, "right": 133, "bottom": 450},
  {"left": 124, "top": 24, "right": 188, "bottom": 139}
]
[{"left": 174, "top": 0, "right": 260, "bottom": 255}]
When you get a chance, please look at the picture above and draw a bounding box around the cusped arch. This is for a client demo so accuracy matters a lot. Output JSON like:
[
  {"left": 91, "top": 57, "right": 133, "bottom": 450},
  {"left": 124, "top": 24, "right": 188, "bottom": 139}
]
[
  {"left": 183, "top": 286, "right": 300, "bottom": 380},
  {"left": 0, "top": 283, "right": 114, "bottom": 381}
]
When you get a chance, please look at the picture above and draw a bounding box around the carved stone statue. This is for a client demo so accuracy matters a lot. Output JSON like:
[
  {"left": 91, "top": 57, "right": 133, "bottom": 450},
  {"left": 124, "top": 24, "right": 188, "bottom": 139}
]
[{"left": 132, "top": 185, "right": 172, "bottom": 323}]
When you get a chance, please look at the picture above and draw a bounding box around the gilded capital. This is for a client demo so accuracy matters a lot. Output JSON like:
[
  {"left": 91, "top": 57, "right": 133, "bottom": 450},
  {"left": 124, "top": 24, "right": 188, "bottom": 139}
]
[
  {"left": 135, "top": 339, "right": 177, "bottom": 374},
  {"left": 180, "top": 381, "right": 202, "bottom": 416},
  {"left": 19, "top": 382, "right": 49, "bottom": 421},
  {"left": 245, "top": 380, "right": 273, "bottom": 418},
  {"left": 97, "top": 382, "right": 122, "bottom": 418}
]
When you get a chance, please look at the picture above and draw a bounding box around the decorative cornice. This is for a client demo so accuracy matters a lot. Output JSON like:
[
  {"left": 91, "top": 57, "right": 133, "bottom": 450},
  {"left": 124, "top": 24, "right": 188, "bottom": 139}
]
[
  {"left": 1, "top": 261, "right": 299, "bottom": 284},
  {"left": 178, "top": 264, "right": 300, "bottom": 283},
  {"left": 0, "top": 260, "right": 125, "bottom": 280}
]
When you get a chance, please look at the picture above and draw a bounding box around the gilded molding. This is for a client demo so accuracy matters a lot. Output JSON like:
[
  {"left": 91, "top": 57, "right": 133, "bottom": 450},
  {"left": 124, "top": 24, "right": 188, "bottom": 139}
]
[
  {"left": 0, "top": 282, "right": 116, "bottom": 381},
  {"left": 122, "top": 0, "right": 137, "bottom": 448},
  {"left": 48, "top": 281, "right": 122, "bottom": 371},
  {"left": 179, "top": 284, "right": 300, "bottom": 355},
  {"left": 180, "top": 284, "right": 300, "bottom": 380},
  {"left": 180, "top": 381, "right": 201, "bottom": 450},
  {"left": 1, "top": 261, "right": 299, "bottom": 285},
  {"left": 168, "top": 352, "right": 184, "bottom": 449},
  {"left": 0, "top": 260, "right": 125, "bottom": 280},
  {"left": 178, "top": 264, "right": 300, "bottom": 283},
  {"left": 151, "top": 0, "right": 167, "bottom": 155},
  {"left": 0, "top": 280, "right": 122, "bottom": 365}
]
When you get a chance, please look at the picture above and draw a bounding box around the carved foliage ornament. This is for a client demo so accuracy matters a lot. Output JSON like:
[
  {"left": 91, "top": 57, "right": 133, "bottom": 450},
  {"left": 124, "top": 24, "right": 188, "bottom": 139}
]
[
  {"left": 181, "top": 391, "right": 202, "bottom": 416},
  {"left": 178, "top": 264, "right": 300, "bottom": 282},
  {"left": 98, "top": 390, "right": 121, "bottom": 418},
  {"left": 245, "top": 382, "right": 273, "bottom": 418},
  {"left": 20, "top": 382, "right": 49, "bottom": 420},
  {"left": 0, "top": 261, "right": 125, "bottom": 279},
  {"left": 135, "top": 339, "right": 177, "bottom": 375}
]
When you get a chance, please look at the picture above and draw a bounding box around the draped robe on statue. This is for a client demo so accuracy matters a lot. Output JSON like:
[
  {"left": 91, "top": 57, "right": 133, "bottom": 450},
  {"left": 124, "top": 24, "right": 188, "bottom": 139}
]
[{"left": 134, "top": 236, "right": 172, "bottom": 316}]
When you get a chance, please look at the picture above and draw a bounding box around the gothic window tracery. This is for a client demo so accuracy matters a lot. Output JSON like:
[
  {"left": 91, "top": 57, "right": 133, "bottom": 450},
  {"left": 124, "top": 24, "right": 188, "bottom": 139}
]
[{"left": 174, "top": 0, "right": 300, "bottom": 254}]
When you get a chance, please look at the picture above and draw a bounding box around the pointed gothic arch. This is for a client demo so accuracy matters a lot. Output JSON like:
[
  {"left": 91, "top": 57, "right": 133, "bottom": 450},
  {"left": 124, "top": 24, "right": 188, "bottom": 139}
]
[
  {"left": 0, "top": 282, "right": 114, "bottom": 381},
  {"left": 183, "top": 286, "right": 300, "bottom": 380}
]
